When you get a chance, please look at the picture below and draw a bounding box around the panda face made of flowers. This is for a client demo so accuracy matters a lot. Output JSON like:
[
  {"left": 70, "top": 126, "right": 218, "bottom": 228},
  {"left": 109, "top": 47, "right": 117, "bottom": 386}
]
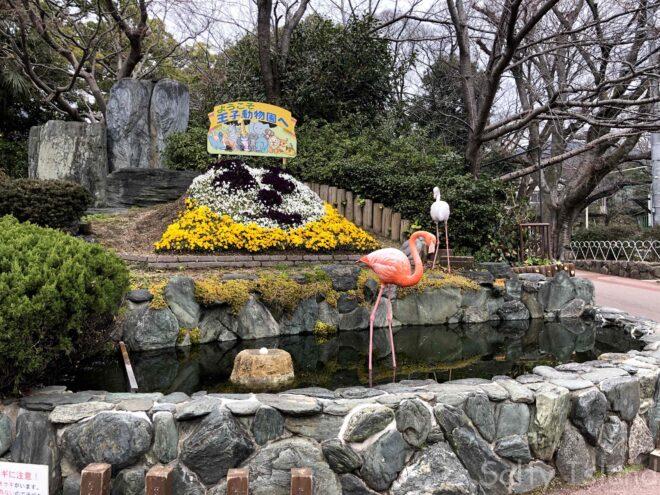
[{"left": 187, "top": 159, "right": 325, "bottom": 229}]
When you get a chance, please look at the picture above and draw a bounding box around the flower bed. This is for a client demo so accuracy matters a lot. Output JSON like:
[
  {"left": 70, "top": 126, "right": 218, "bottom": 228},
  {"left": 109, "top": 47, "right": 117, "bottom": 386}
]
[{"left": 155, "top": 160, "right": 379, "bottom": 253}]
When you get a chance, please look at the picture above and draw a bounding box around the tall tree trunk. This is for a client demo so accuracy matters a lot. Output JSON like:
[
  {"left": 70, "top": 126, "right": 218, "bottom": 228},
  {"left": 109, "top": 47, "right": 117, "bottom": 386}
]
[{"left": 256, "top": 0, "right": 280, "bottom": 102}]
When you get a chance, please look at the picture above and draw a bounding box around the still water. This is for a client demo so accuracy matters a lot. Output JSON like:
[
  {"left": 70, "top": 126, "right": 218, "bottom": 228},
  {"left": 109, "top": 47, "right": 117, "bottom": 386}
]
[{"left": 56, "top": 319, "right": 642, "bottom": 394}]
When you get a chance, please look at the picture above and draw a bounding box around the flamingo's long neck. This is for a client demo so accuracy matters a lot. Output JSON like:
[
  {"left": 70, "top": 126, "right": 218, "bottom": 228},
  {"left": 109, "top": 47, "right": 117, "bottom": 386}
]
[{"left": 401, "top": 232, "right": 425, "bottom": 287}]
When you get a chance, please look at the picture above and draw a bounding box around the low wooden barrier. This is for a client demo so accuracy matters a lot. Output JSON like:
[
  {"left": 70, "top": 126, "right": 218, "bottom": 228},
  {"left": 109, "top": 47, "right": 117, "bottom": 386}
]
[
  {"left": 306, "top": 182, "right": 413, "bottom": 243},
  {"left": 77, "top": 464, "right": 312, "bottom": 494},
  {"left": 511, "top": 262, "right": 576, "bottom": 277}
]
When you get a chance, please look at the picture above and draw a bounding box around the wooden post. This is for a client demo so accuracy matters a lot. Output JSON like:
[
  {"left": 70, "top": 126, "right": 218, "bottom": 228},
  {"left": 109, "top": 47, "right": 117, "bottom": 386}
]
[
  {"left": 391, "top": 212, "right": 401, "bottom": 241},
  {"left": 337, "top": 189, "right": 346, "bottom": 216},
  {"left": 381, "top": 207, "right": 392, "bottom": 238},
  {"left": 119, "top": 341, "right": 138, "bottom": 393},
  {"left": 353, "top": 198, "right": 363, "bottom": 226},
  {"left": 328, "top": 186, "right": 338, "bottom": 209},
  {"left": 373, "top": 203, "right": 383, "bottom": 234},
  {"left": 146, "top": 465, "right": 174, "bottom": 495},
  {"left": 81, "top": 463, "right": 111, "bottom": 495},
  {"left": 400, "top": 219, "right": 410, "bottom": 243},
  {"left": 227, "top": 468, "right": 249, "bottom": 495},
  {"left": 345, "top": 191, "right": 354, "bottom": 221},
  {"left": 319, "top": 184, "right": 329, "bottom": 202},
  {"left": 311, "top": 183, "right": 320, "bottom": 195},
  {"left": 363, "top": 199, "right": 373, "bottom": 230},
  {"left": 290, "top": 468, "right": 312, "bottom": 495}
]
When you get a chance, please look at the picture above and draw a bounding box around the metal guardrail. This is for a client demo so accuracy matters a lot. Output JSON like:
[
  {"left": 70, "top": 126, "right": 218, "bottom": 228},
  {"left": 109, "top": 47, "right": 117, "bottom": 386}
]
[{"left": 567, "top": 240, "right": 660, "bottom": 262}]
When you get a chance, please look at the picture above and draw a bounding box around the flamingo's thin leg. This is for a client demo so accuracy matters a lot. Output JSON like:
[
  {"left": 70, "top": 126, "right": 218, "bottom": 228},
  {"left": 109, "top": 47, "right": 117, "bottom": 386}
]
[
  {"left": 369, "top": 284, "right": 385, "bottom": 371},
  {"left": 386, "top": 287, "right": 396, "bottom": 369},
  {"left": 445, "top": 220, "right": 451, "bottom": 273},
  {"left": 432, "top": 222, "right": 440, "bottom": 270}
]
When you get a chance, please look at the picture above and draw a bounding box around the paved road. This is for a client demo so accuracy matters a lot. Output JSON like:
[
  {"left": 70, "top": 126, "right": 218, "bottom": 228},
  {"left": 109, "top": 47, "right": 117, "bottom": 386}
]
[
  {"left": 576, "top": 270, "right": 660, "bottom": 321},
  {"left": 546, "top": 469, "right": 660, "bottom": 495}
]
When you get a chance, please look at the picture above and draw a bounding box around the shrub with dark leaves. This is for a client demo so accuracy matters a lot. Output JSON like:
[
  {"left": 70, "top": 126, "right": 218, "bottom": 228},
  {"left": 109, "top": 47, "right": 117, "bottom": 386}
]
[{"left": 0, "top": 179, "right": 92, "bottom": 229}]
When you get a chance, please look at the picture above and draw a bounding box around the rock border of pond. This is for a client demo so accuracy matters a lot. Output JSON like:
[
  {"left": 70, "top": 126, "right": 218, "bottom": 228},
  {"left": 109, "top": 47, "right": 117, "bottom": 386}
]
[
  {"left": 122, "top": 266, "right": 599, "bottom": 351},
  {"left": 1, "top": 307, "right": 658, "bottom": 494}
]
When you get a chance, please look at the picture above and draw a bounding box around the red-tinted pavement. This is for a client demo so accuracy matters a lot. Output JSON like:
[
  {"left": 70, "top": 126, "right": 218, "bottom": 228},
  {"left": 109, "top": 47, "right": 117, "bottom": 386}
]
[
  {"left": 545, "top": 469, "right": 660, "bottom": 495},
  {"left": 576, "top": 270, "right": 660, "bottom": 322}
]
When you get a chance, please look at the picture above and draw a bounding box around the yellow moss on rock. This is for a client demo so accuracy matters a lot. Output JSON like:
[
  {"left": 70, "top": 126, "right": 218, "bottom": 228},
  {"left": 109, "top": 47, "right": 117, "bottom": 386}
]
[
  {"left": 397, "top": 271, "right": 480, "bottom": 299},
  {"left": 148, "top": 281, "right": 168, "bottom": 309},
  {"left": 194, "top": 278, "right": 253, "bottom": 313}
]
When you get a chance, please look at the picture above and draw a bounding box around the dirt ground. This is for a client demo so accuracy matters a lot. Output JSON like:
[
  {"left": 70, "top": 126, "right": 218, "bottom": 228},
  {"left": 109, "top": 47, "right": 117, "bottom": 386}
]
[{"left": 542, "top": 468, "right": 660, "bottom": 495}]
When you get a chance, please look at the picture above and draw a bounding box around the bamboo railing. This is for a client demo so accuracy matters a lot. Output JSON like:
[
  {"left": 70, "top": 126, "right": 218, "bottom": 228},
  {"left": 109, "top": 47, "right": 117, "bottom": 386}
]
[{"left": 305, "top": 182, "right": 411, "bottom": 243}]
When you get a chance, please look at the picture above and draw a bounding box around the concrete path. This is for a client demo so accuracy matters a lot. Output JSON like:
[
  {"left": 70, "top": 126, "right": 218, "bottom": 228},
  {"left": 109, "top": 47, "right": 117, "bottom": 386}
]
[
  {"left": 576, "top": 270, "right": 660, "bottom": 321},
  {"left": 546, "top": 469, "right": 660, "bottom": 495}
]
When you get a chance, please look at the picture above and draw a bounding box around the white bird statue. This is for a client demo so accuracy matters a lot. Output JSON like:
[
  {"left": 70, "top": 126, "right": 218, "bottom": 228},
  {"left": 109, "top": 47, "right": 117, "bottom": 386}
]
[{"left": 430, "top": 187, "right": 451, "bottom": 272}]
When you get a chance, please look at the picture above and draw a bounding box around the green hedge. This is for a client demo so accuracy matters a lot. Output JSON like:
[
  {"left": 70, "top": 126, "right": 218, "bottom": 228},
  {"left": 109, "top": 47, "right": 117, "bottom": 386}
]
[
  {"left": 0, "top": 179, "right": 92, "bottom": 229},
  {"left": 163, "top": 126, "right": 214, "bottom": 171},
  {"left": 0, "top": 216, "right": 129, "bottom": 393},
  {"left": 288, "top": 121, "right": 519, "bottom": 255},
  {"left": 572, "top": 224, "right": 660, "bottom": 242}
]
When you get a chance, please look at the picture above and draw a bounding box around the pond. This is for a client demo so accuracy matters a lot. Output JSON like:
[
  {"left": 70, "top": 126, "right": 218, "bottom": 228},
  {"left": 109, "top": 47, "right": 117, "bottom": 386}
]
[{"left": 56, "top": 319, "right": 644, "bottom": 394}]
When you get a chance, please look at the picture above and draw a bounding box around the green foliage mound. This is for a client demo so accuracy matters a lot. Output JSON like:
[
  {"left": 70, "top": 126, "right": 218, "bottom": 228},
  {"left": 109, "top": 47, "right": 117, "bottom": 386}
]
[
  {"left": 572, "top": 224, "right": 659, "bottom": 242},
  {"left": 163, "top": 126, "right": 213, "bottom": 171},
  {"left": 0, "top": 179, "right": 92, "bottom": 229},
  {"left": 289, "top": 120, "right": 516, "bottom": 255},
  {"left": 0, "top": 216, "right": 129, "bottom": 393}
]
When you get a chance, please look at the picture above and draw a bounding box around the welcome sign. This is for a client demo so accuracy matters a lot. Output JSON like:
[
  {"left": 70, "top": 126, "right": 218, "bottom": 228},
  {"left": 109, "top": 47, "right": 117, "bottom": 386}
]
[
  {"left": 207, "top": 101, "right": 297, "bottom": 158},
  {"left": 0, "top": 462, "right": 49, "bottom": 495}
]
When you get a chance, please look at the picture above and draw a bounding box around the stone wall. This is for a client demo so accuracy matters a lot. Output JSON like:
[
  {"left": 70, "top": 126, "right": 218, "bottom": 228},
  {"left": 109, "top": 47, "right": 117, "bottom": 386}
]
[
  {"left": 0, "top": 315, "right": 658, "bottom": 495},
  {"left": 121, "top": 268, "right": 595, "bottom": 352},
  {"left": 106, "top": 78, "right": 189, "bottom": 171},
  {"left": 28, "top": 120, "right": 108, "bottom": 204},
  {"left": 576, "top": 259, "right": 660, "bottom": 280}
]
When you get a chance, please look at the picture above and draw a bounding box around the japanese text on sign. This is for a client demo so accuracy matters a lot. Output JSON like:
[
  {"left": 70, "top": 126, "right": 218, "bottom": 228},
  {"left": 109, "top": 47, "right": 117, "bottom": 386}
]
[
  {"left": 207, "top": 101, "right": 297, "bottom": 158},
  {"left": 0, "top": 462, "right": 49, "bottom": 495}
]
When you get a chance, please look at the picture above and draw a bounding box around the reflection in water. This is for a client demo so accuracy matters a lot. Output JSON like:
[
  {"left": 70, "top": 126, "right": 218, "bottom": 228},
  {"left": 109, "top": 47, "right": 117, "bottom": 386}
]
[{"left": 58, "top": 320, "right": 643, "bottom": 394}]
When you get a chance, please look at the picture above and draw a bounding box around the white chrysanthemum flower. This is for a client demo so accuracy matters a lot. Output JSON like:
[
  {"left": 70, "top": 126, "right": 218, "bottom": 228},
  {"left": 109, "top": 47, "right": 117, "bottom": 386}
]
[{"left": 187, "top": 162, "right": 325, "bottom": 229}]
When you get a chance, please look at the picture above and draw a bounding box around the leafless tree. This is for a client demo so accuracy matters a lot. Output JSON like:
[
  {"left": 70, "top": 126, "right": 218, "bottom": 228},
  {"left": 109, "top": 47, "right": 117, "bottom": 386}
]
[{"left": 0, "top": 0, "right": 209, "bottom": 122}]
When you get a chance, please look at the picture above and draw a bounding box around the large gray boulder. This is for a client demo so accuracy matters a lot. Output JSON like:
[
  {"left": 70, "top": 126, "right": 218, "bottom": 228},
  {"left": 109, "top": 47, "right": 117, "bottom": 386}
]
[
  {"left": 395, "top": 287, "right": 462, "bottom": 325},
  {"left": 62, "top": 412, "right": 152, "bottom": 471},
  {"left": 150, "top": 79, "right": 189, "bottom": 162},
  {"left": 570, "top": 388, "right": 607, "bottom": 444},
  {"left": 180, "top": 407, "right": 254, "bottom": 485},
  {"left": 599, "top": 376, "right": 640, "bottom": 421},
  {"left": 528, "top": 386, "right": 570, "bottom": 461},
  {"left": 252, "top": 406, "right": 285, "bottom": 445},
  {"left": 152, "top": 411, "right": 178, "bottom": 463},
  {"left": 343, "top": 404, "right": 394, "bottom": 442},
  {"left": 241, "top": 437, "right": 341, "bottom": 495},
  {"left": 595, "top": 415, "right": 628, "bottom": 473},
  {"left": 0, "top": 413, "right": 11, "bottom": 456},
  {"left": 164, "top": 276, "right": 201, "bottom": 329},
  {"left": 395, "top": 398, "right": 432, "bottom": 447},
  {"left": 105, "top": 168, "right": 199, "bottom": 207},
  {"left": 555, "top": 423, "right": 595, "bottom": 484},
  {"left": 627, "top": 415, "right": 655, "bottom": 463},
  {"left": 28, "top": 120, "right": 108, "bottom": 204},
  {"left": 495, "top": 402, "right": 530, "bottom": 439},
  {"left": 123, "top": 307, "right": 179, "bottom": 351},
  {"left": 12, "top": 411, "right": 61, "bottom": 494},
  {"left": 111, "top": 466, "right": 146, "bottom": 495},
  {"left": 322, "top": 439, "right": 362, "bottom": 474},
  {"left": 107, "top": 79, "right": 153, "bottom": 170},
  {"left": 390, "top": 441, "right": 478, "bottom": 495},
  {"left": 464, "top": 393, "right": 496, "bottom": 442},
  {"left": 359, "top": 430, "right": 410, "bottom": 491}
]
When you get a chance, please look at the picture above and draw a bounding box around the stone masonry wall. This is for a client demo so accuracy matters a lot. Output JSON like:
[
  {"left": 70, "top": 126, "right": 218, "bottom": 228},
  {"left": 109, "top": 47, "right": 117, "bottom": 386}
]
[
  {"left": 0, "top": 312, "right": 658, "bottom": 495},
  {"left": 121, "top": 267, "right": 595, "bottom": 352},
  {"left": 576, "top": 259, "right": 660, "bottom": 280}
]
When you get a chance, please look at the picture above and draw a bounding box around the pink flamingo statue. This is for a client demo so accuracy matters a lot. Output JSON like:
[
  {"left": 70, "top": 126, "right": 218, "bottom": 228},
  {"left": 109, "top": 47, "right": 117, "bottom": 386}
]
[
  {"left": 430, "top": 187, "right": 451, "bottom": 272},
  {"left": 358, "top": 231, "right": 437, "bottom": 370}
]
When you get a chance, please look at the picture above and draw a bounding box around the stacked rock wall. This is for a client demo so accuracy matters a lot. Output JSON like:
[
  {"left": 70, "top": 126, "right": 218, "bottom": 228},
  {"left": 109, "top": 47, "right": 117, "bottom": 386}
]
[
  {"left": 0, "top": 330, "right": 658, "bottom": 494},
  {"left": 576, "top": 259, "right": 660, "bottom": 280},
  {"left": 121, "top": 268, "right": 596, "bottom": 351}
]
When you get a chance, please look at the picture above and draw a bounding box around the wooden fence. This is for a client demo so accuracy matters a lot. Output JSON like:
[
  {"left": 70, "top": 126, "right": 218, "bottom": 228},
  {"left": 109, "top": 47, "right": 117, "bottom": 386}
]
[
  {"left": 305, "top": 182, "right": 411, "bottom": 243},
  {"left": 79, "top": 464, "right": 312, "bottom": 495}
]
